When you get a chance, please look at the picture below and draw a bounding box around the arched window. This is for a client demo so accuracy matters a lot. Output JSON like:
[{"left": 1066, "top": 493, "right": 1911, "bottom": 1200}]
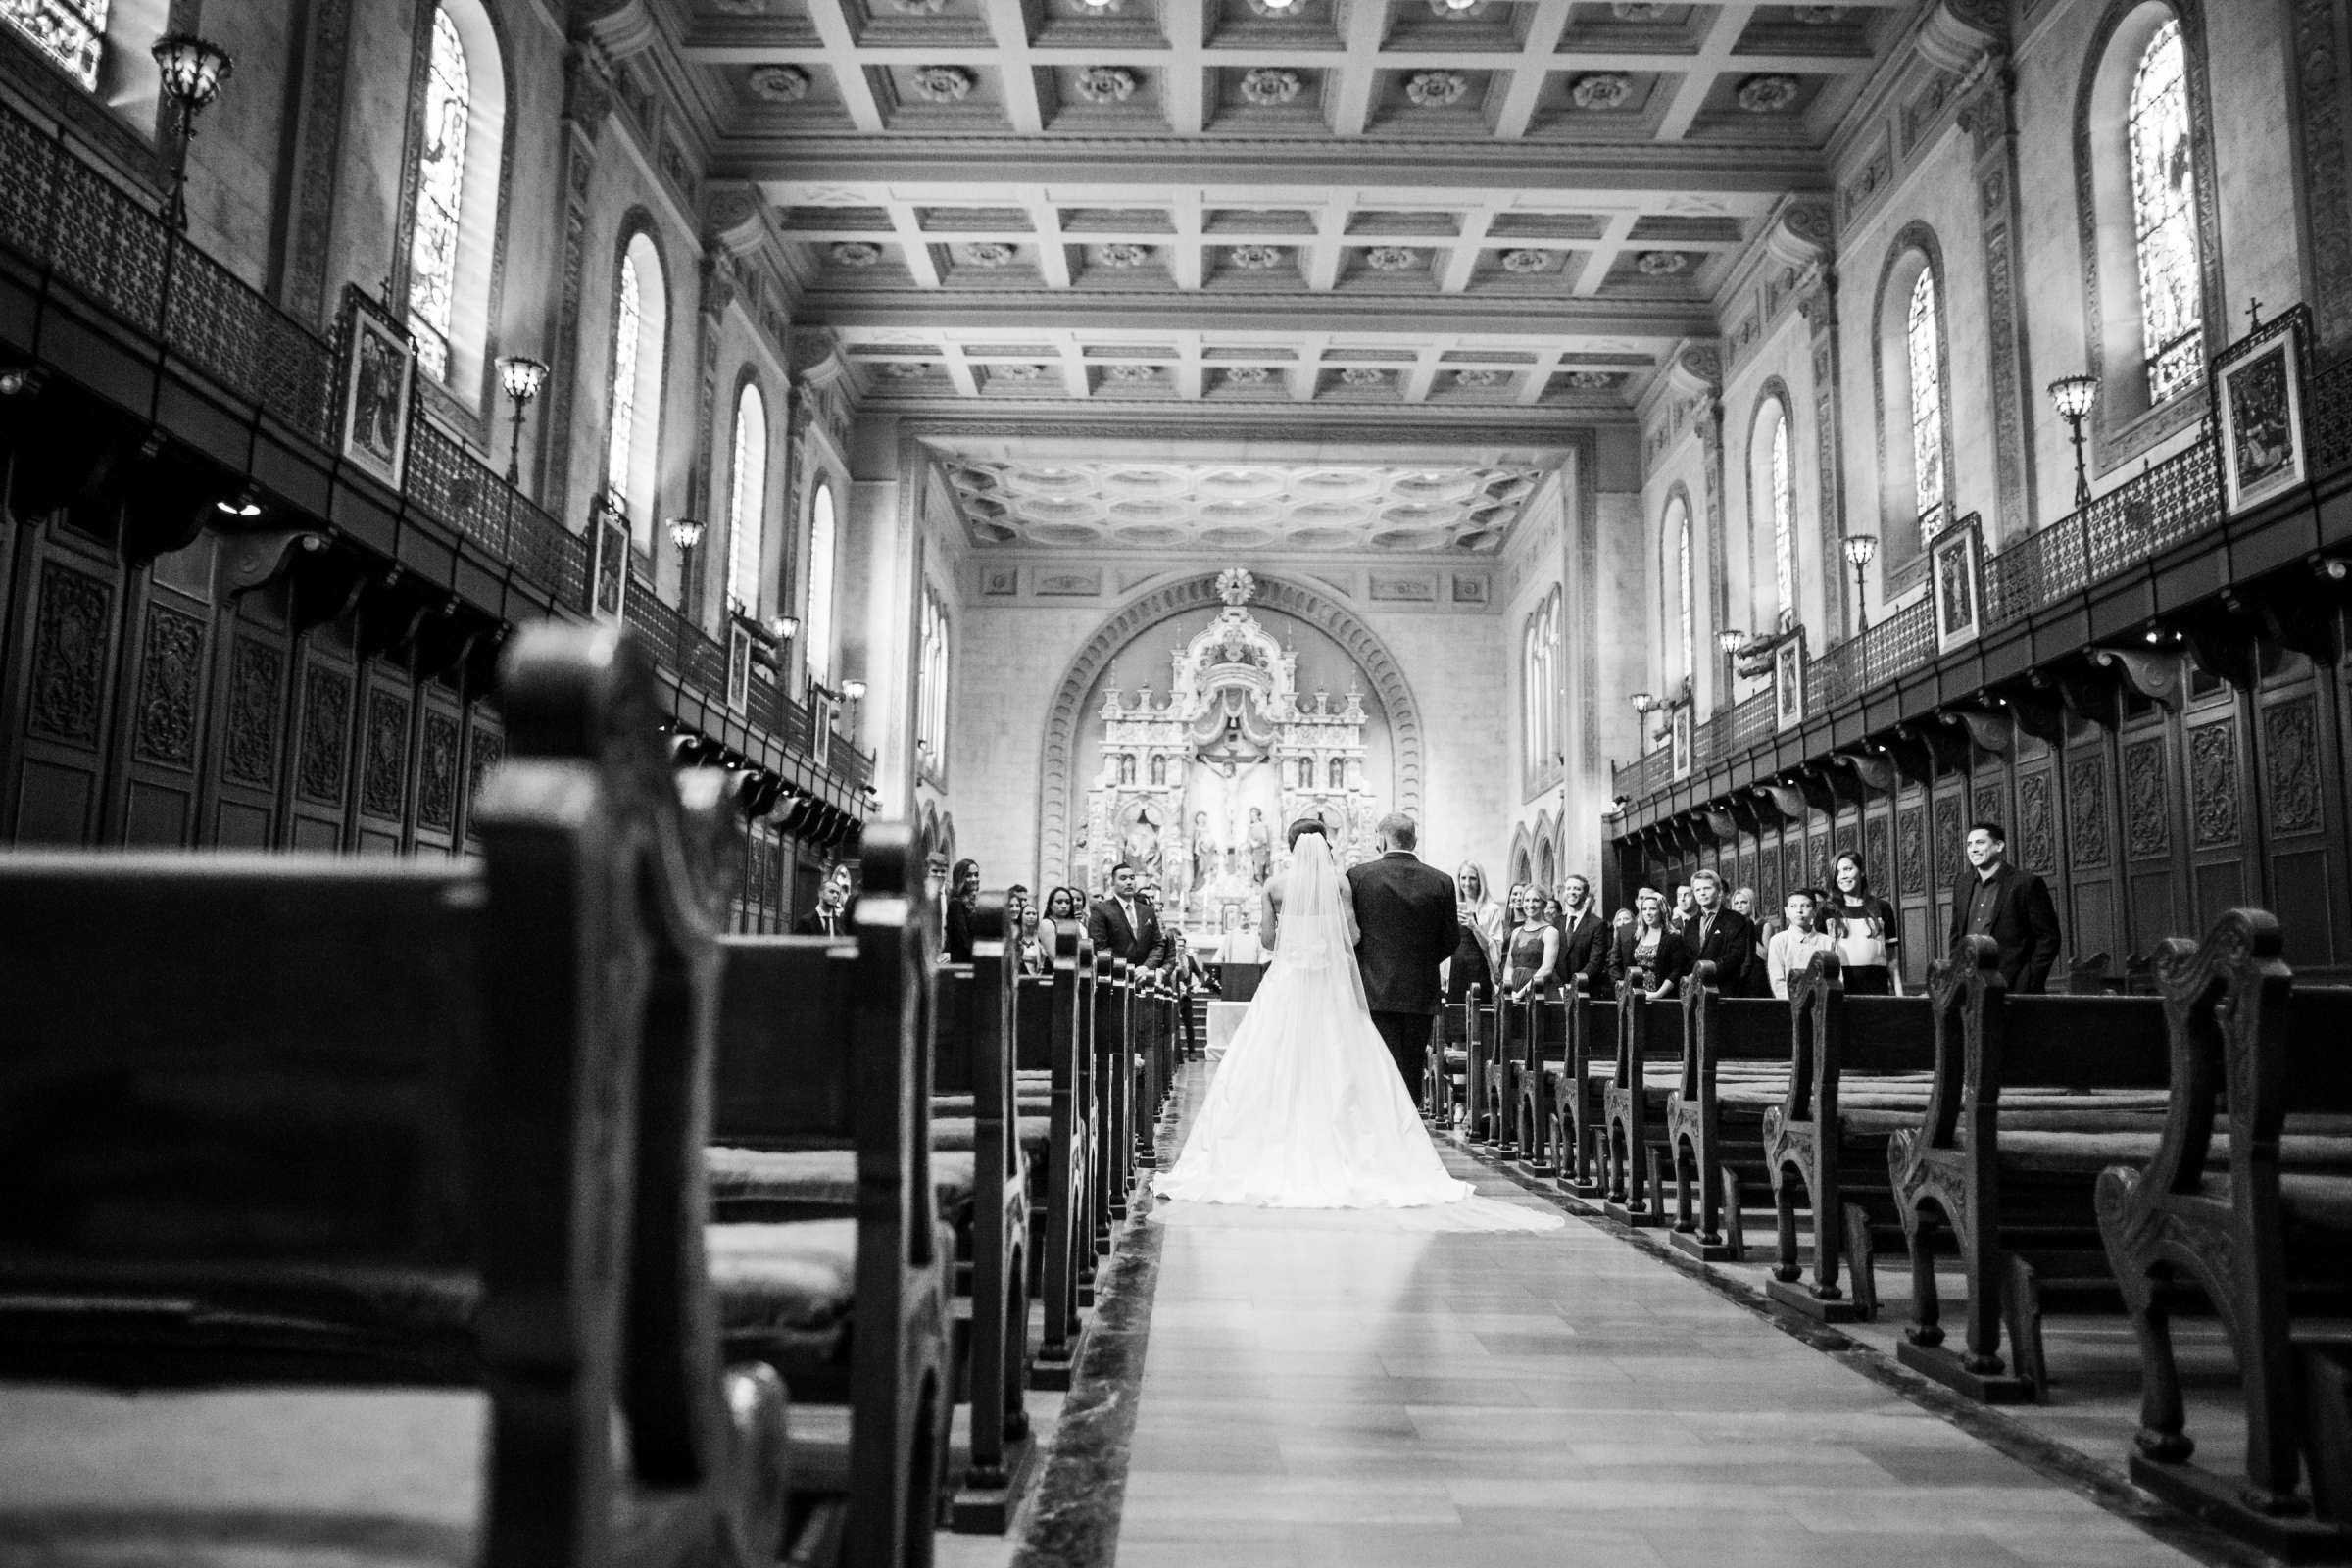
[
  {"left": 9, "top": 0, "right": 105, "bottom": 89},
  {"left": 2129, "top": 18, "right": 2202, "bottom": 404},
  {"left": 404, "top": 1, "right": 505, "bottom": 397},
  {"left": 605, "top": 231, "right": 666, "bottom": 551},
  {"left": 1676, "top": 503, "right": 1695, "bottom": 686},
  {"left": 726, "top": 382, "right": 768, "bottom": 613},
  {"left": 1767, "top": 409, "right": 1794, "bottom": 624},
  {"left": 1905, "top": 269, "right": 1948, "bottom": 539},
  {"left": 916, "top": 581, "right": 949, "bottom": 774},
  {"left": 1522, "top": 588, "right": 1560, "bottom": 781},
  {"left": 805, "top": 476, "right": 838, "bottom": 685}
]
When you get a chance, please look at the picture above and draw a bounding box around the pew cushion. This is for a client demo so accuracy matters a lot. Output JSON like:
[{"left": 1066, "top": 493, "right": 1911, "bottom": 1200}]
[
  {"left": 1996, "top": 1128, "right": 2352, "bottom": 1176},
  {"left": 931, "top": 1116, "right": 1052, "bottom": 1158},
  {"left": 707, "top": 1147, "right": 979, "bottom": 1223},
  {"left": 708, "top": 1219, "right": 861, "bottom": 1363},
  {"left": 931, "top": 1094, "right": 1054, "bottom": 1117},
  {"left": 0, "top": 1383, "right": 709, "bottom": 1567},
  {"left": 2281, "top": 1172, "right": 2352, "bottom": 1233}
]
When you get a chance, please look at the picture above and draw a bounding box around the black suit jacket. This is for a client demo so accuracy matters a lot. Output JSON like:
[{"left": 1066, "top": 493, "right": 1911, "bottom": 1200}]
[
  {"left": 1346, "top": 851, "right": 1460, "bottom": 1015},
  {"left": 944, "top": 897, "right": 975, "bottom": 964},
  {"left": 1559, "top": 909, "right": 1610, "bottom": 991},
  {"left": 1947, "top": 861, "right": 2064, "bottom": 994},
  {"left": 1611, "top": 924, "right": 1695, "bottom": 994},
  {"left": 794, "top": 908, "right": 849, "bottom": 938},
  {"left": 1686, "top": 906, "right": 1759, "bottom": 996},
  {"left": 1087, "top": 896, "right": 1165, "bottom": 969}
]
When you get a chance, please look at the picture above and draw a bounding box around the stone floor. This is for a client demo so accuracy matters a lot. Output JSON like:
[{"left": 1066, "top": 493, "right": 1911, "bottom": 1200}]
[{"left": 949, "top": 1062, "right": 2266, "bottom": 1568}]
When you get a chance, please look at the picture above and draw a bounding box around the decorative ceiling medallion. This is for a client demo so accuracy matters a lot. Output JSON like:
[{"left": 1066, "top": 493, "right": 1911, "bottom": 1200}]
[
  {"left": 1223, "top": 366, "right": 1273, "bottom": 386},
  {"left": 1099, "top": 241, "right": 1153, "bottom": 268},
  {"left": 1228, "top": 244, "right": 1287, "bottom": 270},
  {"left": 712, "top": 0, "right": 769, "bottom": 13},
  {"left": 893, "top": 0, "right": 950, "bottom": 12},
  {"left": 1564, "top": 370, "right": 1622, "bottom": 390},
  {"left": 1239, "top": 67, "right": 1303, "bottom": 105},
  {"left": 1339, "top": 367, "right": 1392, "bottom": 387},
  {"left": 1737, "top": 74, "right": 1801, "bottom": 113},
  {"left": 960, "top": 241, "right": 1016, "bottom": 267},
  {"left": 1426, "top": 0, "right": 1488, "bottom": 17},
  {"left": 830, "top": 240, "right": 883, "bottom": 266},
  {"left": 1499, "top": 248, "right": 1550, "bottom": 273},
  {"left": 1794, "top": 4, "right": 1843, "bottom": 20},
  {"left": 990, "top": 363, "right": 1050, "bottom": 381},
  {"left": 1636, "top": 250, "right": 1690, "bottom": 275},
  {"left": 877, "top": 362, "right": 928, "bottom": 379},
  {"left": 1364, "top": 246, "right": 1419, "bottom": 272},
  {"left": 1103, "top": 363, "right": 1159, "bottom": 382},
  {"left": 748, "top": 64, "right": 810, "bottom": 102},
  {"left": 1404, "top": 70, "right": 1468, "bottom": 108},
  {"left": 1569, "top": 72, "right": 1631, "bottom": 110},
  {"left": 1076, "top": 65, "right": 1138, "bottom": 103},
  {"left": 911, "top": 64, "right": 977, "bottom": 102},
  {"left": 1610, "top": 2, "right": 1664, "bottom": 18},
  {"left": 1452, "top": 369, "right": 1505, "bottom": 389},
  {"left": 1244, "top": 0, "right": 1301, "bottom": 16}
]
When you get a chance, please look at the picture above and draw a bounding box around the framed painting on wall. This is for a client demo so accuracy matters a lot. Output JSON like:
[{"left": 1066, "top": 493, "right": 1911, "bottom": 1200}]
[
  {"left": 1930, "top": 514, "right": 1984, "bottom": 657},
  {"left": 1669, "top": 703, "right": 1692, "bottom": 782},
  {"left": 335, "top": 286, "right": 415, "bottom": 490},
  {"left": 726, "top": 622, "right": 753, "bottom": 714},
  {"left": 1773, "top": 632, "right": 1806, "bottom": 732},
  {"left": 2212, "top": 304, "right": 2312, "bottom": 517},
  {"left": 590, "top": 503, "right": 630, "bottom": 623}
]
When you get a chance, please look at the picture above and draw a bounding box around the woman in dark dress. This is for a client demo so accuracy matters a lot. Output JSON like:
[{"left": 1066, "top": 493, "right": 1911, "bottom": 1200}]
[
  {"left": 1503, "top": 886, "right": 1563, "bottom": 1003},
  {"left": 1610, "top": 886, "right": 1695, "bottom": 998},
  {"left": 1446, "top": 862, "right": 1500, "bottom": 1004}
]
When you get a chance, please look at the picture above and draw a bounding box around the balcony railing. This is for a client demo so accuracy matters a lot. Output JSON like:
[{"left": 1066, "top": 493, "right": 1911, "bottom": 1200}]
[
  {"left": 1614, "top": 343, "right": 2352, "bottom": 804},
  {"left": 0, "top": 95, "right": 873, "bottom": 795}
]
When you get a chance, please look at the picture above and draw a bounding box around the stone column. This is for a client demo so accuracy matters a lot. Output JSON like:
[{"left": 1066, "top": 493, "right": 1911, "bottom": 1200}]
[{"left": 538, "top": 43, "right": 612, "bottom": 523}]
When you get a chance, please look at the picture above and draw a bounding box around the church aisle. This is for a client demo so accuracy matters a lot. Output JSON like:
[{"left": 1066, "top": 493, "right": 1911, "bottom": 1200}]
[{"left": 1111, "top": 1066, "right": 2201, "bottom": 1568}]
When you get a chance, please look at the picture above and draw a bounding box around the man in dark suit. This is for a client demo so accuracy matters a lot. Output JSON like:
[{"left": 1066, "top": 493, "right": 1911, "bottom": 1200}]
[
  {"left": 794, "top": 861, "right": 854, "bottom": 937},
  {"left": 1346, "top": 812, "right": 1461, "bottom": 1094},
  {"left": 1685, "top": 868, "right": 1758, "bottom": 995},
  {"left": 1948, "top": 820, "right": 2064, "bottom": 993},
  {"left": 1087, "top": 861, "right": 1166, "bottom": 973},
  {"left": 1556, "top": 873, "right": 1611, "bottom": 993}
]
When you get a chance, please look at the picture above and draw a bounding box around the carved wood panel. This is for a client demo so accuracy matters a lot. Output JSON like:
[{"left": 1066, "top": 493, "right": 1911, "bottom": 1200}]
[
  {"left": 1897, "top": 803, "right": 1926, "bottom": 895},
  {"left": 360, "top": 684, "right": 412, "bottom": 826},
  {"left": 2123, "top": 737, "right": 2170, "bottom": 859},
  {"left": 27, "top": 561, "right": 110, "bottom": 748},
  {"left": 416, "top": 704, "right": 461, "bottom": 835},
  {"left": 296, "top": 665, "right": 351, "bottom": 808},
  {"left": 2186, "top": 719, "right": 2241, "bottom": 848},
  {"left": 2066, "top": 750, "right": 2110, "bottom": 868},
  {"left": 2262, "top": 694, "right": 2322, "bottom": 835},
  {"left": 2018, "top": 766, "right": 2055, "bottom": 873},
  {"left": 222, "top": 635, "right": 283, "bottom": 791}
]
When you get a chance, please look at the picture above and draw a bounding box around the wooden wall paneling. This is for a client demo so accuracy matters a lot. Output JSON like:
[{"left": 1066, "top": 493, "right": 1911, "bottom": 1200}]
[
  {"left": 2180, "top": 681, "right": 2254, "bottom": 933},
  {"left": 1894, "top": 785, "right": 1929, "bottom": 988},
  {"left": 412, "top": 678, "right": 464, "bottom": 857},
  {"left": 464, "top": 707, "right": 505, "bottom": 853},
  {"left": 1930, "top": 780, "right": 1966, "bottom": 970},
  {"left": 2119, "top": 710, "right": 2183, "bottom": 958},
  {"left": 108, "top": 552, "right": 212, "bottom": 848},
  {"left": 287, "top": 614, "right": 357, "bottom": 853},
  {"left": 2255, "top": 664, "right": 2344, "bottom": 977},
  {"left": 1807, "top": 813, "right": 1830, "bottom": 892},
  {"left": 6, "top": 510, "right": 122, "bottom": 845},
  {"left": 206, "top": 589, "right": 291, "bottom": 849},
  {"left": 2013, "top": 745, "right": 2068, "bottom": 968},
  {"left": 354, "top": 657, "right": 416, "bottom": 856},
  {"left": 2061, "top": 725, "right": 2121, "bottom": 975}
]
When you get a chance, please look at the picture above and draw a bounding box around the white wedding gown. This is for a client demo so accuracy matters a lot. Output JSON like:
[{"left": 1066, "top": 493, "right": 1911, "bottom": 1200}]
[{"left": 1152, "top": 834, "right": 1562, "bottom": 1233}]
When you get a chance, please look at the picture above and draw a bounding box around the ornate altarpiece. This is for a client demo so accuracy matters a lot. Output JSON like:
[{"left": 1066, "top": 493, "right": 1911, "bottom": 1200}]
[{"left": 1082, "top": 570, "right": 1380, "bottom": 931}]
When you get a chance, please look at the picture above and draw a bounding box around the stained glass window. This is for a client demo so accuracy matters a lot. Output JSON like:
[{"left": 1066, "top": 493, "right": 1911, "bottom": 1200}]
[
  {"left": 1675, "top": 501, "right": 1693, "bottom": 685},
  {"left": 2129, "top": 19, "right": 2203, "bottom": 404},
  {"left": 5, "top": 0, "right": 106, "bottom": 92},
  {"left": 917, "top": 584, "right": 949, "bottom": 770},
  {"left": 1906, "top": 267, "right": 1947, "bottom": 539},
  {"left": 1769, "top": 408, "right": 1794, "bottom": 622},
  {"left": 807, "top": 480, "right": 838, "bottom": 685},
  {"left": 1522, "top": 591, "right": 1560, "bottom": 771},
  {"left": 405, "top": 8, "right": 469, "bottom": 382},
  {"left": 606, "top": 253, "right": 643, "bottom": 512},
  {"left": 727, "top": 383, "right": 767, "bottom": 612}
]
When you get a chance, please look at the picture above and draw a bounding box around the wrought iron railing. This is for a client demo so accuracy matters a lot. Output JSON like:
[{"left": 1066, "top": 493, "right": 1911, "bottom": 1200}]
[
  {"left": 0, "top": 94, "right": 869, "bottom": 795},
  {"left": 1610, "top": 327, "right": 2332, "bottom": 804}
]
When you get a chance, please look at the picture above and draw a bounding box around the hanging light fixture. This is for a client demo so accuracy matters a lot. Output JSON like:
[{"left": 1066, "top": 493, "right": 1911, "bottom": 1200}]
[
  {"left": 151, "top": 33, "right": 234, "bottom": 231},
  {"left": 1841, "top": 533, "right": 1879, "bottom": 633},
  {"left": 495, "top": 355, "right": 549, "bottom": 486},
  {"left": 2048, "top": 373, "right": 2100, "bottom": 511}
]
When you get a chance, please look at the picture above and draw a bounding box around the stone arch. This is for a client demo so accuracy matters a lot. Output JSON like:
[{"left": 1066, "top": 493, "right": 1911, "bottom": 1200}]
[{"left": 1037, "top": 572, "right": 1426, "bottom": 886}]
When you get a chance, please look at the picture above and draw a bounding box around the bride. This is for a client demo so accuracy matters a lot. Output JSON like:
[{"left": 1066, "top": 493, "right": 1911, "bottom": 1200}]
[{"left": 1154, "top": 819, "right": 1554, "bottom": 1223}]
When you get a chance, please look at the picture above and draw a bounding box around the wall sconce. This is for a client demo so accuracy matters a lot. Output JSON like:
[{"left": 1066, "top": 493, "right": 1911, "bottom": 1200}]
[
  {"left": 151, "top": 33, "right": 234, "bottom": 231},
  {"left": 495, "top": 355, "right": 548, "bottom": 485},
  {"left": 841, "top": 677, "right": 867, "bottom": 741},
  {"left": 2049, "top": 373, "right": 2099, "bottom": 511},
  {"left": 666, "top": 516, "right": 706, "bottom": 618}
]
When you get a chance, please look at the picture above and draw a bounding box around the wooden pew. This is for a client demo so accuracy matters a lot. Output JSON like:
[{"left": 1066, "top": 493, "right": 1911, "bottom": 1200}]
[
  {"left": 1664, "top": 964, "right": 1789, "bottom": 1260},
  {"left": 0, "top": 622, "right": 788, "bottom": 1568},
  {"left": 1762, "top": 955, "right": 1935, "bottom": 1321},
  {"left": 1092, "top": 953, "right": 1132, "bottom": 1241},
  {"left": 1424, "top": 988, "right": 1481, "bottom": 1128},
  {"left": 1543, "top": 979, "right": 1617, "bottom": 1199},
  {"left": 2096, "top": 909, "right": 2352, "bottom": 1556},
  {"left": 706, "top": 825, "right": 954, "bottom": 1568},
  {"left": 1028, "top": 928, "right": 1094, "bottom": 1390},
  {"left": 1512, "top": 991, "right": 1569, "bottom": 1177},
  {"left": 1600, "top": 975, "right": 1687, "bottom": 1228},
  {"left": 1481, "top": 989, "right": 1526, "bottom": 1156},
  {"left": 1887, "top": 937, "right": 2171, "bottom": 1402}
]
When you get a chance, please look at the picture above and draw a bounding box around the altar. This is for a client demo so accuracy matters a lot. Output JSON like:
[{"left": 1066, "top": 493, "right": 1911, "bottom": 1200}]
[{"left": 1082, "top": 569, "right": 1383, "bottom": 944}]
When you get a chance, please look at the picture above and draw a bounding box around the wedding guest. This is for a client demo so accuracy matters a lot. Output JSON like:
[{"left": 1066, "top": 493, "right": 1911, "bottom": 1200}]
[
  {"left": 1502, "top": 885, "right": 1562, "bottom": 1003},
  {"left": 1455, "top": 860, "right": 1508, "bottom": 962},
  {"left": 1612, "top": 886, "right": 1694, "bottom": 999},
  {"left": 944, "top": 858, "right": 979, "bottom": 963},
  {"left": 1669, "top": 883, "right": 1699, "bottom": 935},
  {"left": 1007, "top": 882, "right": 1031, "bottom": 926},
  {"left": 1015, "top": 904, "right": 1052, "bottom": 975},
  {"left": 1685, "top": 869, "right": 1759, "bottom": 996},
  {"left": 1088, "top": 862, "right": 1167, "bottom": 971},
  {"left": 1826, "top": 852, "right": 1903, "bottom": 995},
  {"left": 1767, "top": 888, "right": 1838, "bottom": 999},
  {"left": 1447, "top": 861, "right": 1500, "bottom": 1004},
  {"left": 1556, "top": 874, "right": 1611, "bottom": 993},
  {"left": 1948, "top": 821, "right": 2063, "bottom": 994},
  {"left": 1730, "top": 885, "right": 1768, "bottom": 966},
  {"left": 794, "top": 861, "right": 854, "bottom": 937}
]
